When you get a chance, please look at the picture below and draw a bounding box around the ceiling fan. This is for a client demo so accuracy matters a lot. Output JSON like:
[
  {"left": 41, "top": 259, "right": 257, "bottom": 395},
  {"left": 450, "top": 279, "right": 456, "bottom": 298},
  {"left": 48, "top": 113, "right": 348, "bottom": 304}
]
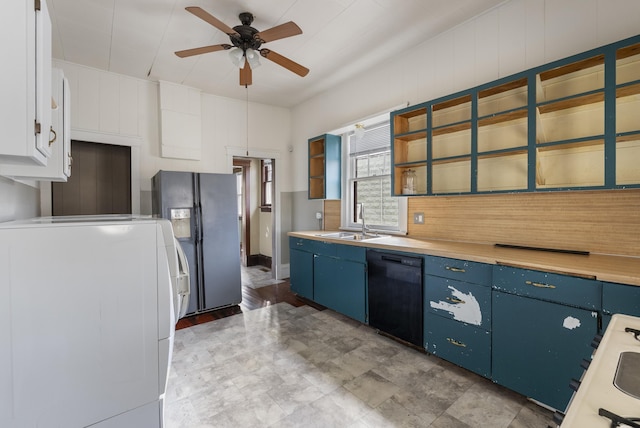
[{"left": 175, "top": 7, "right": 309, "bottom": 86}]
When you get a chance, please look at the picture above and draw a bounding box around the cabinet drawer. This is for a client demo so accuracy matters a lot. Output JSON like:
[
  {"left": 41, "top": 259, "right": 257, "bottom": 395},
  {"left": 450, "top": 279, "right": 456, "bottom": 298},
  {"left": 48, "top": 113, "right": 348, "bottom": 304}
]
[
  {"left": 602, "top": 281, "right": 640, "bottom": 316},
  {"left": 334, "top": 244, "right": 366, "bottom": 263},
  {"left": 289, "top": 237, "right": 316, "bottom": 252},
  {"left": 425, "top": 275, "right": 491, "bottom": 330},
  {"left": 424, "top": 313, "right": 491, "bottom": 378},
  {"left": 493, "top": 266, "right": 601, "bottom": 310},
  {"left": 424, "top": 256, "right": 492, "bottom": 286}
]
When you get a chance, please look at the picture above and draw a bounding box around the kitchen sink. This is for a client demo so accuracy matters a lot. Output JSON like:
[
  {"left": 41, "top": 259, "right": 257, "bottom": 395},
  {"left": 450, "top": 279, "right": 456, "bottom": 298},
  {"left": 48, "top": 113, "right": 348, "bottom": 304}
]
[{"left": 315, "top": 232, "right": 387, "bottom": 241}]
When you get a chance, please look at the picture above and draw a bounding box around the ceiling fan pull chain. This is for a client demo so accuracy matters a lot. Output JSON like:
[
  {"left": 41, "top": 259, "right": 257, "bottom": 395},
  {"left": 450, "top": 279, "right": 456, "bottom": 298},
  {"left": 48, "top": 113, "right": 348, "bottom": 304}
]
[{"left": 246, "top": 85, "right": 250, "bottom": 156}]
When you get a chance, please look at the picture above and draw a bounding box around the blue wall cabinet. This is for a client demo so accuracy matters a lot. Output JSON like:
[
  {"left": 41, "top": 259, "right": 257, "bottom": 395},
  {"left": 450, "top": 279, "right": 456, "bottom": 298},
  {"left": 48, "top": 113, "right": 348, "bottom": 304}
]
[
  {"left": 308, "top": 134, "right": 341, "bottom": 199},
  {"left": 390, "top": 35, "right": 640, "bottom": 196}
]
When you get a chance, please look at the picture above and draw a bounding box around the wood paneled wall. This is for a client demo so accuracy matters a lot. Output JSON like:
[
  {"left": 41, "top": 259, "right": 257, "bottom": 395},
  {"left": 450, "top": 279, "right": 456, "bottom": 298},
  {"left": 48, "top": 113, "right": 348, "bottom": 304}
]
[
  {"left": 408, "top": 189, "right": 640, "bottom": 257},
  {"left": 323, "top": 199, "right": 341, "bottom": 230}
]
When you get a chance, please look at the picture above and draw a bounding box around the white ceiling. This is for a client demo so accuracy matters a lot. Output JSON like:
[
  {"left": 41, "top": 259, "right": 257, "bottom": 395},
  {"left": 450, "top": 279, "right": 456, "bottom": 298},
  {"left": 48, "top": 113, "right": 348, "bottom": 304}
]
[{"left": 48, "top": 0, "right": 506, "bottom": 108}]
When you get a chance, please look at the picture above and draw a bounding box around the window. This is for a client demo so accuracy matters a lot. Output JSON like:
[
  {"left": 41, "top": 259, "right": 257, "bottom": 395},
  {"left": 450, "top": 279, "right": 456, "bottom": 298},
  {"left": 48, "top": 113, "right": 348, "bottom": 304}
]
[
  {"left": 261, "top": 159, "right": 273, "bottom": 212},
  {"left": 345, "top": 121, "right": 405, "bottom": 232}
]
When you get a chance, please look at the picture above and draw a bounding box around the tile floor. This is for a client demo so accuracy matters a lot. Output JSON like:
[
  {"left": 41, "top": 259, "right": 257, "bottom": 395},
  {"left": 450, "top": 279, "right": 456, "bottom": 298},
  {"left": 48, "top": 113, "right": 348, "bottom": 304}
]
[
  {"left": 165, "top": 302, "right": 553, "bottom": 427},
  {"left": 241, "top": 265, "right": 285, "bottom": 289}
]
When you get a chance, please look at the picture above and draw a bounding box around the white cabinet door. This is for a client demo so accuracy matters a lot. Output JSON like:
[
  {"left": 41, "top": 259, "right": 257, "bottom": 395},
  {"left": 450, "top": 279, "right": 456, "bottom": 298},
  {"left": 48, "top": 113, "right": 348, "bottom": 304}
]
[
  {"left": 0, "top": 68, "right": 70, "bottom": 181},
  {"left": 0, "top": 0, "right": 51, "bottom": 166}
]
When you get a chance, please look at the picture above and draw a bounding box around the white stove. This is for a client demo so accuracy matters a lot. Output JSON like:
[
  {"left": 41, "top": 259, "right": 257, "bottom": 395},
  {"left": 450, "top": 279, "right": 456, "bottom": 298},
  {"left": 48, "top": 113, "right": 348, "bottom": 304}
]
[{"left": 562, "top": 314, "right": 640, "bottom": 427}]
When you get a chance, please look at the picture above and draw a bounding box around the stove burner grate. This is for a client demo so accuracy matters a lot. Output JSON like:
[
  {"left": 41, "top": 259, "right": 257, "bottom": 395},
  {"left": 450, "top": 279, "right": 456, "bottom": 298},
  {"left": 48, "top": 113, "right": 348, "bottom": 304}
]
[{"left": 599, "top": 408, "right": 640, "bottom": 428}]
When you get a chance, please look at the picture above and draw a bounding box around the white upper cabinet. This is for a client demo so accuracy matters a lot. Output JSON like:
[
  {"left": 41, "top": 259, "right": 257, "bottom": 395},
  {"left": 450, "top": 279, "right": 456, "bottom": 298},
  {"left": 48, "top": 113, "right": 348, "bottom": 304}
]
[
  {"left": 0, "top": 0, "right": 52, "bottom": 166},
  {"left": 0, "top": 68, "right": 71, "bottom": 181}
]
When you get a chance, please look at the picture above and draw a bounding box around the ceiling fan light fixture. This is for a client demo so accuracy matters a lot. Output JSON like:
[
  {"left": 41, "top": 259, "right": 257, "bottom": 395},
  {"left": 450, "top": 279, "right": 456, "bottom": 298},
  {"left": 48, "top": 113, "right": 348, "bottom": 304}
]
[
  {"left": 245, "top": 48, "right": 261, "bottom": 68},
  {"left": 229, "top": 48, "right": 245, "bottom": 68}
]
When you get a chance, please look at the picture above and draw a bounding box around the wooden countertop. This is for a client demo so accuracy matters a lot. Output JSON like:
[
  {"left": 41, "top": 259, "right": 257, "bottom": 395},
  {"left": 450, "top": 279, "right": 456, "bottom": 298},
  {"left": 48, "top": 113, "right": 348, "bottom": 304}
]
[{"left": 289, "top": 231, "right": 640, "bottom": 286}]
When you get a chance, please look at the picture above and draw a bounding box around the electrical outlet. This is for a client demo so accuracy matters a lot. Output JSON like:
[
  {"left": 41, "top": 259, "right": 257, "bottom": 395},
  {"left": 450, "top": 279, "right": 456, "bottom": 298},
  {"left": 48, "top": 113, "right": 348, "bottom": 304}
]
[
  {"left": 413, "top": 212, "right": 424, "bottom": 224},
  {"left": 315, "top": 212, "right": 323, "bottom": 220}
]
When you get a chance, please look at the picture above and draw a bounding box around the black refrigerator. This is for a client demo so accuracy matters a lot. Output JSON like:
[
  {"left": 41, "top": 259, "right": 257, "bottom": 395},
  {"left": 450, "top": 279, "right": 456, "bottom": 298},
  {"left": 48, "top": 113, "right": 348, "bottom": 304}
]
[{"left": 152, "top": 170, "right": 241, "bottom": 315}]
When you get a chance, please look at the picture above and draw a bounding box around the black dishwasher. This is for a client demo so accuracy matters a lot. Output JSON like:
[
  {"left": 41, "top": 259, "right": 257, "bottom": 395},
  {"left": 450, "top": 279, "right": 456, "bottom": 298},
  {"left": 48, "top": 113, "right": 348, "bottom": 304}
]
[{"left": 367, "top": 250, "right": 423, "bottom": 346}]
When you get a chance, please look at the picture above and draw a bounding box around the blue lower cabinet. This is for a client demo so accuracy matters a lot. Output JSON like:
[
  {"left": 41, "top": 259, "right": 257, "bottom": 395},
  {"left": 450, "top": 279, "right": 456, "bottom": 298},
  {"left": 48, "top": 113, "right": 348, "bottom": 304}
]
[
  {"left": 424, "top": 313, "right": 491, "bottom": 378},
  {"left": 492, "top": 291, "right": 599, "bottom": 411},
  {"left": 290, "top": 248, "right": 314, "bottom": 299},
  {"left": 314, "top": 255, "right": 367, "bottom": 323},
  {"left": 425, "top": 275, "right": 491, "bottom": 330}
]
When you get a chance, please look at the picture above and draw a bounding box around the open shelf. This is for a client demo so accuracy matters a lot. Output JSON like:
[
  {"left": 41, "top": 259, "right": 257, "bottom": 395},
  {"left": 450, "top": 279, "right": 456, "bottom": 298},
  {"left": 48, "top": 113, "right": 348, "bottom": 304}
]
[
  {"left": 478, "top": 108, "right": 528, "bottom": 126},
  {"left": 617, "top": 42, "right": 640, "bottom": 85},
  {"left": 537, "top": 90, "right": 604, "bottom": 114},
  {"left": 394, "top": 163, "right": 427, "bottom": 195},
  {"left": 309, "top": 138, "right": 325, "bottom": 157},
  {"left": 478, "top": 77, "right": 528, "bottom": 117},
  {"left": 538, "top": 55, "right": 604, "bottom": 104},
  {"left": 394, "top": 137, "right": 427, "bottom": 164},
  {"left": 432, "top": 94, "right": 472, "bottom": 128},
  {"left": 536, "top": 139, "right": 605, "bottom": 189},
  {"left": 616, "top": 135, "right": 640, "bottom": 185},
  {"left": 309, "top": 177, "right": 325, "bottom": 199},
  {"left": 389, "top": 34, "right": 640, "bottom": 196},
  {"left": 307, "top": 134, "right": 340, "bottom": 200},
  {"left": 478, "top": 152, "right": 528, "bottom": 192},
  {"left": 393, "top": 107, "right": 427, "bottom": 134},
  {"left": 432, "top": 159, "right": 471, "bottom": 194}
]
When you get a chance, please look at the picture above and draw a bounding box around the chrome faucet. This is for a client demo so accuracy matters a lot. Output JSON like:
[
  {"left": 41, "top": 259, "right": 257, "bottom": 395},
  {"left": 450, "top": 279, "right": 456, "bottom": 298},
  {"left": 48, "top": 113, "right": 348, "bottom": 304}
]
[{"left": 358, "top": 203, "right": 371, "bottom": 237}]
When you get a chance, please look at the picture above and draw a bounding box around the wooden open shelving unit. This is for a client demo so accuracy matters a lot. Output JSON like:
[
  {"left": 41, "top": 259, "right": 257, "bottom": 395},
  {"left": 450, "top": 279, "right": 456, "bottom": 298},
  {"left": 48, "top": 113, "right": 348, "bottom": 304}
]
[
  {"left": 308, "top": 134, "right": 341, "bottom": 200},
  {"left": 390, "top": 34, "right": 640, "bottom": 196}
]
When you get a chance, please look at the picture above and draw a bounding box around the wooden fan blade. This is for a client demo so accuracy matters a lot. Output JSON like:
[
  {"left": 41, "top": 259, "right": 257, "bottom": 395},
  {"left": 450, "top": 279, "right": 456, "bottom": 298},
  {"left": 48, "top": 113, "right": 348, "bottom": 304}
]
[
  {"left": 175, "top": 44, "right": 230, "bottom": 58},
  {"left": 260, "top": 49, "right": 309, "bottom": 77},
  {"left": 186, "top": 7, "right": 239, "bottom": 36},
  {"left": 240, "top": 62, "right": 252, "bottom": 86},
  {"left": 255, "top": 21, "right": 302, "bottom": 43}
]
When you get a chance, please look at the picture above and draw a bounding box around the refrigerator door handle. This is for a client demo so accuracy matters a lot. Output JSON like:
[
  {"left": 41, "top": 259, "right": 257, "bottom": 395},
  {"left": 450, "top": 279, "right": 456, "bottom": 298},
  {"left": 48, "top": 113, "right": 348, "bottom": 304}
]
[{"left": 174, "top": 237, "right": 191, "bottom": 319}]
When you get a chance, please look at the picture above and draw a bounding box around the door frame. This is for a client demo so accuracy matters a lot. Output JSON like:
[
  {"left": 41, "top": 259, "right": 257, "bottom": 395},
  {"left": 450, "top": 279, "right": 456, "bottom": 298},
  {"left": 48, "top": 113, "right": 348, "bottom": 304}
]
[
  {"left": 40, "top": 130, "right": 141, "bottom": 216},
  {"left": 226, "top": 146, "right": 282, "bottom": 280},
  {"left": 233, "top": 158, "right": 251, "bottom": 267}
]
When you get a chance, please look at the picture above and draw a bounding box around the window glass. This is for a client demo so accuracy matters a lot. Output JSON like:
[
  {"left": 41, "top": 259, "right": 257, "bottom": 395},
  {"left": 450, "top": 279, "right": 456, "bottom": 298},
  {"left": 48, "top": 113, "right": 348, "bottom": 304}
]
[{"left": 347, "top": 122, "right": 400, "bottom": 231}]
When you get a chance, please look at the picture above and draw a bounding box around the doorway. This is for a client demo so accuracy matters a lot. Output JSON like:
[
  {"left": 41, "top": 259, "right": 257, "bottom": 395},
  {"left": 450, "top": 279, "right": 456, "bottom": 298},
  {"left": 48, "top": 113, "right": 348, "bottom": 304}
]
[
  {"left": 233, "top": 157, "right": 275, "bottom": 270},
  {"left": 52, "top": 140, "right": 131, "bottom": 216}
]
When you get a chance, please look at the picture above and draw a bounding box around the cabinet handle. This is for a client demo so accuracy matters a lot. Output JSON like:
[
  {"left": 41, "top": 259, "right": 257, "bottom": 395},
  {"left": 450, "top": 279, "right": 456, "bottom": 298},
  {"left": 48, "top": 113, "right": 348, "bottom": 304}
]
[
  {"left": 446, "top": 297, "right": 465, "bottom": 304},
  {"left": 297, "top": 242, "right": 303, "bottom": 246},
  {"left": 446, "top": 338, "right": 467, "bottom": 347},
  {"left": 49, "top": 127, "right": 57, "bottom": 146},
  {"left": 445, "top": 266, "right": 466, "bottom": 273},
  {"left": 525, "top": 280, "right": 556, "bottom": 289}
]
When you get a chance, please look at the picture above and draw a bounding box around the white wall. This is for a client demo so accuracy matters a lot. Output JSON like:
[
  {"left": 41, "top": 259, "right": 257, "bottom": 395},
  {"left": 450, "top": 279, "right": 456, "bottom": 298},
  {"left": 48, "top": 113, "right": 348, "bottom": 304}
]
[
  {"left": 289, "top": 0, "right": 640, "bottom": 191},
  {"left": 53, "top": 59, "right": 292, "bottom": 193}
]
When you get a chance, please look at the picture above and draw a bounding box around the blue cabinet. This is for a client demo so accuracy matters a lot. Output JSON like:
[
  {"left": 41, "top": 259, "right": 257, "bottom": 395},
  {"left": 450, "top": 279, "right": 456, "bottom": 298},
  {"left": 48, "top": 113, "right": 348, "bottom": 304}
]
[
  {"left": 308, "top": 134, "right": 341, "bottom": 199},
  {"left": 424, "top": 255, "right": 492, "bottom": 377},
  {"left": 288, "top": 237, "right": 367, "bottom": 323},
  {"left": 601, "top": 281, "right": 640, "bottom": 331},
  {"left": 314, "top": 254, "right": 367, "bottom": 323},
  {"left": 424, "top": 313, "right": 491, "bottom": 377},
  {"left": 491, "top": 266, "right": 601, "bottom": 411},
  {"left": 390, "top": 34, "right": 640, "bottom": 195},
  {"left": 492, "top": 291, "right": 598, "bottom": 411},
  {"left": 290, "top": 248, "right": 314, "bottom": 299}
]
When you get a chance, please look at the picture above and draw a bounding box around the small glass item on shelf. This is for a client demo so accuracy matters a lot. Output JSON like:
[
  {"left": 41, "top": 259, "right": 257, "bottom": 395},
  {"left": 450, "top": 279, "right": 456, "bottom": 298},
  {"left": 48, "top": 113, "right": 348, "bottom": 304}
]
[{"left": 402, "top": 168, "right": 416, "bottom": 194}]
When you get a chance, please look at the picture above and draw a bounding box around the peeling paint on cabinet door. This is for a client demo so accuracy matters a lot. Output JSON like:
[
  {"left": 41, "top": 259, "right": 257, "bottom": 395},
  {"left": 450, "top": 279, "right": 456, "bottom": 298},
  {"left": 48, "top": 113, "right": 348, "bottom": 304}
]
[{"left": 430, "top": 286, "right": 482, "bottom": 326}]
